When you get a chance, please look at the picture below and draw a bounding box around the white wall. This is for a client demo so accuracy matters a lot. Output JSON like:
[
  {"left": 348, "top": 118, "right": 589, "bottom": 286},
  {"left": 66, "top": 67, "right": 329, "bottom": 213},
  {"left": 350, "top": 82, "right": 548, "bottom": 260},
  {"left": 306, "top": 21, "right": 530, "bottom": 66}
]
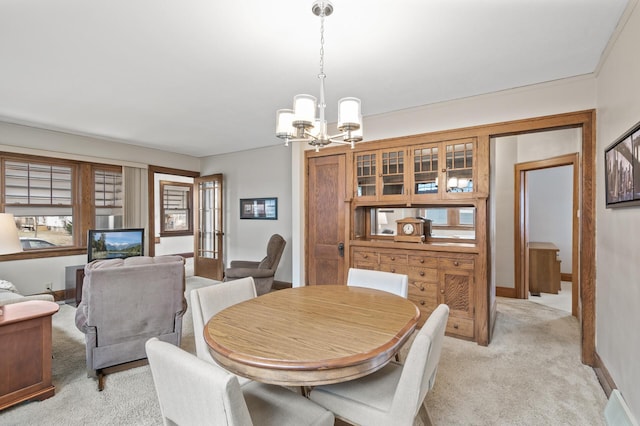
[
  {"left": 595, "top": 1, "right": 640, "bottom": 418},
  {"left": 0, "top": 122, "right": 199, "bottom": 295},
  {"left": 492, "top": 136, "right": 517, "bottom": 287},
  {"left": 528, "top": 165, "right": 573, "bottom": 274},
  {"left": 200, "top": 145, "right": 293, "bottom": 283}
]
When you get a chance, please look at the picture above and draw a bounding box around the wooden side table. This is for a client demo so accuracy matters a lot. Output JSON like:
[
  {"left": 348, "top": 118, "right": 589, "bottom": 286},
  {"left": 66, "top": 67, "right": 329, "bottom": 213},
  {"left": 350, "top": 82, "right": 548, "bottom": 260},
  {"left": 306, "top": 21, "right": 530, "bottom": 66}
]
[
  {"left": 0, "top": 300, "right": 60, "bottom": 410},
  {"left": 528, "top": 242, "right": 561, "bottom": 296}
]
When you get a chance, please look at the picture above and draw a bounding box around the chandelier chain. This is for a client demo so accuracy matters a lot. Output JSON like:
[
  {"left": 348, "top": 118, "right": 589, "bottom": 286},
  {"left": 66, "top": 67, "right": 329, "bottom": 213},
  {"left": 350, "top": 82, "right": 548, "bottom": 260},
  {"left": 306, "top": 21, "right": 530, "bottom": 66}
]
[{"left": 319, "top": 6, "right": 325, "bottom": 77}]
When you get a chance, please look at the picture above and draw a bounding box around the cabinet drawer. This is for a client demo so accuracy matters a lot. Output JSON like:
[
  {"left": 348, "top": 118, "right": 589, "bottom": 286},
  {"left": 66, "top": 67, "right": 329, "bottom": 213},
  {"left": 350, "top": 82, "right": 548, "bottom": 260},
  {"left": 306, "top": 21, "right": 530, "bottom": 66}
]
[
  {"left": 379, "top": 264, "right": 409, "bottom": 275},
  {"left": 446, "top": 316, "right": 474, "bottom": 339},
  {"left": 379, "top": 253, "right": 408, "bottom": 265},
  {"left": 408, "top": 282, "right": 437, "bottom": 304},
  {"left": 407, "top": 267, "right": 438, "bottom": 282},
  {"left": 408, "top": 255, "right": 437, "bottom": 268},
  {"left": 352, "top": 261, "right": 378, "bottom": 271},
  {"left": 352, "top": 250, "right": 378, "bottom": 263},
  {"left": 439, "top": 257, "right": 474, "bottom": 270}
]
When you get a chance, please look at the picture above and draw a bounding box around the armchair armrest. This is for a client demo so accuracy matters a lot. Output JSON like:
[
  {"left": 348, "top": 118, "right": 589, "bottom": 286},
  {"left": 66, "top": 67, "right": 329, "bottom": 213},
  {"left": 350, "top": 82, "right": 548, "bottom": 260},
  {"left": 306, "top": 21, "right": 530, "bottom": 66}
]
[
  {"left": 224, "top": 267, "right": 274, "bottom": 279},
  {"left": 229, "top": 260, "right": 260, "bottom": 268}
]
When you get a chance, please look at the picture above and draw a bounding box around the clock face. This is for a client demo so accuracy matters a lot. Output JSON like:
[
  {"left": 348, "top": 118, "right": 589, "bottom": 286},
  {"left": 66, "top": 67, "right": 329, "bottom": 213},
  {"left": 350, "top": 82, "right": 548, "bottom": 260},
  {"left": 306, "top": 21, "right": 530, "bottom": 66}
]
[{"left": 402, "top": 223, "right": 415, "bottom": 235}]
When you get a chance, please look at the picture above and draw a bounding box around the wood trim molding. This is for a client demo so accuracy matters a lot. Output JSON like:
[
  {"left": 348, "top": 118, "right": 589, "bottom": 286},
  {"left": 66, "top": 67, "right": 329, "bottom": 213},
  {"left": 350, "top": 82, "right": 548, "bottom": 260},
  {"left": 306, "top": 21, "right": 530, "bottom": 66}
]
[
  {"left": 560, "top": 273, "right": 572, "bottom": 282},
  {"left": 496, "top": 286, "right": 516, "bottom": 298},
  {"left": 514, "top": 152, "right": 580, "bottom": 317},
  {"left": 593, "top": 351, "right": 616, "bottom": 398}
]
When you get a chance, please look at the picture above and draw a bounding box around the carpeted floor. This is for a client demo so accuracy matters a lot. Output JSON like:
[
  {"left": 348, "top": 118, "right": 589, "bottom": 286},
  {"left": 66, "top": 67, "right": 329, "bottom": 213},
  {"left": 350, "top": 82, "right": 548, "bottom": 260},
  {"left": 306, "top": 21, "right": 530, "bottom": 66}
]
[{"left": 0, "top": 279, "right": 607, "bottom": 425}]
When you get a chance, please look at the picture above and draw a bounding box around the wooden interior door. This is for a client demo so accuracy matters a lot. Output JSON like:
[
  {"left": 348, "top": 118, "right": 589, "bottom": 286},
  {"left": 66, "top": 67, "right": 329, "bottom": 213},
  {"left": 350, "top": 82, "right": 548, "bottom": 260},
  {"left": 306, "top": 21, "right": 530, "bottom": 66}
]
[
  {"left": 194, "top": 174, "right": 224, "bottom": 280},
  {"left": 307, "top": 155, "right": 347, "bottom": 285}
]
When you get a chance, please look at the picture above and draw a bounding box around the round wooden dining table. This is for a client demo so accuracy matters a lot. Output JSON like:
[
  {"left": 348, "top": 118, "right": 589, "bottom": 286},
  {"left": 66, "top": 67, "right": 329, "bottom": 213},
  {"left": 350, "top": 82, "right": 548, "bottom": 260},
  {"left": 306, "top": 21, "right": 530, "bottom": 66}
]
[{"left": 204, "top": 285, "right": 420, "bottom": 386}]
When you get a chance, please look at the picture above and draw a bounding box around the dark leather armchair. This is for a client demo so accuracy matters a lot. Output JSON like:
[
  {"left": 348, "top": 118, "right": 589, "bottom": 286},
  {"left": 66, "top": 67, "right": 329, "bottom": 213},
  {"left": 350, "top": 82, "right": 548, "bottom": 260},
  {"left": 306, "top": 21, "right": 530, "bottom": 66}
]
[{"left": 224, "top": 234, "right": 286, "bottom": 295}]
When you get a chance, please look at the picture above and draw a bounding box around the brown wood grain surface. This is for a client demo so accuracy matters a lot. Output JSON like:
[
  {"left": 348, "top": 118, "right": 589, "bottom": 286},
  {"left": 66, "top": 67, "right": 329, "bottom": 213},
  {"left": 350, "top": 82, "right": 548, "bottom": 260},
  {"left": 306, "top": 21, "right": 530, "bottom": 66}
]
[{"left": 205, "top": 285, "right": 419, "bottom": 386}]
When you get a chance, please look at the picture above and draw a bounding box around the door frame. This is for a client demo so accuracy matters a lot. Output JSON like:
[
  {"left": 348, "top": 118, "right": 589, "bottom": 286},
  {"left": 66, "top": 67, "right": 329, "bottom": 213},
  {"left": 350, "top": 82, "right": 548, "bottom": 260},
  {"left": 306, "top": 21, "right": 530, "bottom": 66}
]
[
  {"left": 147, "top": 165, "right": 200, "bottom": 257},
  {"left": 514, "top": 153, "right": 580, "bottom": 317},
  {"left": 485, "top": 110, "right": 595, "bottom": 365}
]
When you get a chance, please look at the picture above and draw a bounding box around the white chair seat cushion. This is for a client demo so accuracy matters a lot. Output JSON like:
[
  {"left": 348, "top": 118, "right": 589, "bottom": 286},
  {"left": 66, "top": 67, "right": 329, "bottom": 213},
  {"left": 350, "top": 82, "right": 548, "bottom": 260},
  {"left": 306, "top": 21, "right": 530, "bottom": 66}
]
[
  {"left": 309, "top": 361, "right": 403, "bottom": 424},
  {"left": 242, "top": 381, "right": 334, "bottom": 426}
]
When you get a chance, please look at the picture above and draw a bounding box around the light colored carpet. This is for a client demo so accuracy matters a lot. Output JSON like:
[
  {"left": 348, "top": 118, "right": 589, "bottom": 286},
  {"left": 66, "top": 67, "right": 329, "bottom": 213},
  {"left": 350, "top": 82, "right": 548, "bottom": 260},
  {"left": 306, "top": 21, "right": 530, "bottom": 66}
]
[
  {"left": 0, "top": 282, "right": 607, "bottom": 425},
  {"left": 529, "top": 280, "right": 573, "bottom": 313}
]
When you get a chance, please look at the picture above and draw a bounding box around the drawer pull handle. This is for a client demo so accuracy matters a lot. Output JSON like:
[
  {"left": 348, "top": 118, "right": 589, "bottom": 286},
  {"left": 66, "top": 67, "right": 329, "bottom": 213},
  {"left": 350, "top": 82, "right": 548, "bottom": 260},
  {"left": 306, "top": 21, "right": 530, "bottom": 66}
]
[
  {"left": 363, "top": 254, "right": 368, "bottom": 258},
  {"left": 440, "top": 289, "right": 444, "bottom": 294},
  {"left": 420, "top": 286, "right": 425, "bottom": 291},
  {"left": 391, "top": 256, "right": 395, "bottom": 261},
  {"left": 453, "top": 324, "right": 459, "bottom": 329},
  {"left": 453, "top": 261, "right": 459, "bottom": 266},
  {"left": 420, "top": 300, "right": 425, "bottom": 305},
  {"left": 420, "top": 259, "right": 425, "bottom": 264},
  {"left": 419, "top": 271, "right": 425, "bottom": 276},
  {"left": 391, "top": 268, "right": 396, "bottom": 273}
]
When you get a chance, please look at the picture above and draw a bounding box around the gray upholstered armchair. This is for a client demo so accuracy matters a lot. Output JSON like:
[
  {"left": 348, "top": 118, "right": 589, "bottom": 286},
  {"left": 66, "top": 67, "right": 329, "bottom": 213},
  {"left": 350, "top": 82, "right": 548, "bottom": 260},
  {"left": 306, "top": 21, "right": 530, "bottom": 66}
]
[
  {"left": 75, "top": 255, "right": 186, "bottom": 390},
  {"left": 224, "top": 234, "right": 286, "bottom": 295}
]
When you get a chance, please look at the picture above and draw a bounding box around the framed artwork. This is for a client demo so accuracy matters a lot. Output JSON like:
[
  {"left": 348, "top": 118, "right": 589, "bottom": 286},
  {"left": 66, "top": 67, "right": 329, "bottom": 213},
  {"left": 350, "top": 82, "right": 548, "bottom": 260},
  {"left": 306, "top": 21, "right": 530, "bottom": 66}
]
[
  {"left": 605, "top": 121, "right": 640, "bottom": 208},
  {"left": 240, "top": 197, "right": 278, "bottom": 220}
]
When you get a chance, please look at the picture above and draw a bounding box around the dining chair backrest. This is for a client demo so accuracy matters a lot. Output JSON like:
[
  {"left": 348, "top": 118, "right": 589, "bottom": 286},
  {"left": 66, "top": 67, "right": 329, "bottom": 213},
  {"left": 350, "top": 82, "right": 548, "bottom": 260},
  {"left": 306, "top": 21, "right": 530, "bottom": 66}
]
[
  {"left": 392, "top": 303, "right": 449, "bottom": 421},
  {"left": 190, "top": 276, "right": 257, "bottom": 363},
  {"left": 347, "top": 267, "right": 409, "bottom": 298},
  {"left": 146, "top": 337, "right": 335, "bottom": 426},
  {"left": 146, "top": 337, "right": 254, "bottom": 426}
]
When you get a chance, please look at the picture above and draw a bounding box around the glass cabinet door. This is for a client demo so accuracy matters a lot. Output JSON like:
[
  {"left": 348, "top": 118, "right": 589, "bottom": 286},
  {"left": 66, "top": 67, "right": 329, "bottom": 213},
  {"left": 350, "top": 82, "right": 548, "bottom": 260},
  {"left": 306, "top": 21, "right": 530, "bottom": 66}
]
[
  {"left": 380, "top": 148, "right": 406, "bottom": 200},
  {"left": 355, "top": 151, "right": 377, "bottom": 200},
  {"left": 413, "top": 144, "right": 439, "bottom": 198},
  {"left": 445, "top": 140, "right": 474, "bottom": 194}
]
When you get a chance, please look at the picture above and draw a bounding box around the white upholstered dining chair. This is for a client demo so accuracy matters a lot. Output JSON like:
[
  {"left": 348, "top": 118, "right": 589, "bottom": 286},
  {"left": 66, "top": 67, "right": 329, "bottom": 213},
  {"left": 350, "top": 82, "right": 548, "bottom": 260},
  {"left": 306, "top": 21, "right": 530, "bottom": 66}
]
[
  {"left": 347, "top": 267, "right": 409, "bottom": 298},
  {"left": 308, "top": 304, "right": 450, "bottom": 426},
  {"left": 190, "top": 277, "right": 256, "bottom": 384},
  {"left": 145, "top": 338, "right": 334, "bottom": 426}
]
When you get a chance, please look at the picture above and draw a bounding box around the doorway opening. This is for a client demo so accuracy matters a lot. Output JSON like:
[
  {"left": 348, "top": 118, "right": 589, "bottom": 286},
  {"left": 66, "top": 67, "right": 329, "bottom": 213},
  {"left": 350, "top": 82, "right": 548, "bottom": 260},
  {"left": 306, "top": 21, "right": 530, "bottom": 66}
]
[{"left": 515, "top": 154, "right": 579, "bottom": 317}]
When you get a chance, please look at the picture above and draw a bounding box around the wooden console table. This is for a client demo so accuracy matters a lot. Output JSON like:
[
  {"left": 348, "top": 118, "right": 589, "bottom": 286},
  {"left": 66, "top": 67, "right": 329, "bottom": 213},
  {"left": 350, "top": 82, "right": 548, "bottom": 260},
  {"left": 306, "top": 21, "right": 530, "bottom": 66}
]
[
  {"left": 0, "top": 300, "right": 59, "bottom": 410},
  {"left": 528, "top": 242, "right": 561, "bottom": 296}
]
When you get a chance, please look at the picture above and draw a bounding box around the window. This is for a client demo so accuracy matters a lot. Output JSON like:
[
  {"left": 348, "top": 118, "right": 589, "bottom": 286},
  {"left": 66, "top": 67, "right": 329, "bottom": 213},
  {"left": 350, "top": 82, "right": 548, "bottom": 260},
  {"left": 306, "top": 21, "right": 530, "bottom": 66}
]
[
  {"left": 160, "top": 181, "right": 192, "bottom": 236},
  {"left": 1, "top": 152, "right": 123, "bottom": 258},
  {"left": 366, "top": 206, "right": 476, "bottom": 241},
  {"left": 4, "top": 159, "right": 75, "bottom": 249},
  {"left": 95, "top": 167, "right": 123, "bottom": 229}
]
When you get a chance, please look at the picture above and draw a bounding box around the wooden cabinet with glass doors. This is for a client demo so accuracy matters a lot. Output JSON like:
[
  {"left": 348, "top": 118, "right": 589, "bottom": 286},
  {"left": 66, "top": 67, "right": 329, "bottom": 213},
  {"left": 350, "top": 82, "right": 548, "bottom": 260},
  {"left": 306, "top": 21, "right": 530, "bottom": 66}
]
[
  {"left": 354, "top": 137, "right": 476, "bottom": 203},
  {"left": 411, "top": 137, "right": 476, "bottom": 201},
  {"left": 354, "top": 148, "right": 408, "bottom": 202}
]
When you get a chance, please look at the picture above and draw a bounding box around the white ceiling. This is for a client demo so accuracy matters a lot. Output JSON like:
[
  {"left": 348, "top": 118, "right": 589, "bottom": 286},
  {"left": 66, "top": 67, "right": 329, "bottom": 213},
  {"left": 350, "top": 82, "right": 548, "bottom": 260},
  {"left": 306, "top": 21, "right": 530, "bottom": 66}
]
[{"left": 0, "top": 0, "right": 630, "bottom": 157}]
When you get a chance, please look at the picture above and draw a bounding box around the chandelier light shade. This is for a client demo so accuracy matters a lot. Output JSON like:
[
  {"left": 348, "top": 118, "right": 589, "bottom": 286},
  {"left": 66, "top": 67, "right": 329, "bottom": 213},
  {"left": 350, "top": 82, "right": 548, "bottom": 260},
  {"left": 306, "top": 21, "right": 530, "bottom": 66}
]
[
  {"left": 276, "top": 1, "right": 364, "bottom": 151},
  {"left": 337, "top": 97, "right": 361, "bottom": 130},
  {"left": 0, "top": 213, "right": 23, "bottom": 255}
]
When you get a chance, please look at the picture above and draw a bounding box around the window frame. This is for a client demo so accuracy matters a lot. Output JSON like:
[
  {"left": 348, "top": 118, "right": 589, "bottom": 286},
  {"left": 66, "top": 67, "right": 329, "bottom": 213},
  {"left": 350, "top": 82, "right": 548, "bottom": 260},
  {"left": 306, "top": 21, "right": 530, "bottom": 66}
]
[
  {"left": 159, "top": 180, "right": 193, "bottom": 237},
  {"left": 1, "top": 152, "right": 123, "bottom": 260}
]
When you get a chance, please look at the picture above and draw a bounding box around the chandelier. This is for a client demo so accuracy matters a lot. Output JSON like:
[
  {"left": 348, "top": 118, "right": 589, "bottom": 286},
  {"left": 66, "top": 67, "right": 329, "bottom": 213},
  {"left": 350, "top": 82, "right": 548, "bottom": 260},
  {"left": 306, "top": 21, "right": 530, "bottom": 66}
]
[{"left": 275, "top": 1, "right": 363, "bottom": 152}]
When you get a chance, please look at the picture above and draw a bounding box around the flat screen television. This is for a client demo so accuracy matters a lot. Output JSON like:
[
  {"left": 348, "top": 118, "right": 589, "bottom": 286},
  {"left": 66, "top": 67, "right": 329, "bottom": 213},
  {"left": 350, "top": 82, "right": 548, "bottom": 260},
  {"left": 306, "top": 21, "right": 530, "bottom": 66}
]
[{"left": 87, "top": 228, "right": 145, "bottom": 263}]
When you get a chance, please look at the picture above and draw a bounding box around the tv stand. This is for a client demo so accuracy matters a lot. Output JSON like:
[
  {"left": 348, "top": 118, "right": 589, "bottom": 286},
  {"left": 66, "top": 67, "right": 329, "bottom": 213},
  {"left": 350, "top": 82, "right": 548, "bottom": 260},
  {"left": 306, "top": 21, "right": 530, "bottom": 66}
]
[{"left": 65, "top": 264, "right": 86, "bottom": 306}]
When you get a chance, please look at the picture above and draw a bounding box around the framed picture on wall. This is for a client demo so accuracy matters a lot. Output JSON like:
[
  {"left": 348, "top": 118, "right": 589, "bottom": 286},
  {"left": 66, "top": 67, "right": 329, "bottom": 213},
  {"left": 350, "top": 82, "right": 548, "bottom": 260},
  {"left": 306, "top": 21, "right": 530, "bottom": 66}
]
[
  {"left": 605, "top": 121, "right": 640, "bottom": 208},
  {"left": 240, "top": 197, "right": 278, "bottom": 219}
]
